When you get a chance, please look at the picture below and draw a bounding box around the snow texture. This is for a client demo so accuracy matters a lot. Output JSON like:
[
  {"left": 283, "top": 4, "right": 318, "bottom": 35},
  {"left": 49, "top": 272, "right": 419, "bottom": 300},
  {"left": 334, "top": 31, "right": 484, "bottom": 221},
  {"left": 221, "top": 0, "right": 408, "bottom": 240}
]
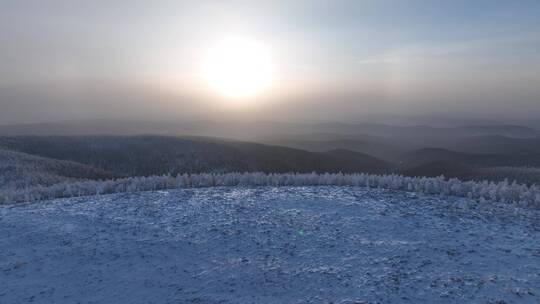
[{"left": 1, "top": 186, "right": 539, "bottom": 303}]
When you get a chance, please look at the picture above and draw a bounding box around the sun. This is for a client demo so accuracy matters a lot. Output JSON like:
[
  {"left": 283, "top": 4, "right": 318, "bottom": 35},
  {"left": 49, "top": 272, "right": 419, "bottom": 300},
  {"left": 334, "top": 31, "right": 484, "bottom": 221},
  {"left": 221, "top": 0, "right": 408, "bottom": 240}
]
[{"left": 202, "top": 37, "right": 274, "bottom": 100}]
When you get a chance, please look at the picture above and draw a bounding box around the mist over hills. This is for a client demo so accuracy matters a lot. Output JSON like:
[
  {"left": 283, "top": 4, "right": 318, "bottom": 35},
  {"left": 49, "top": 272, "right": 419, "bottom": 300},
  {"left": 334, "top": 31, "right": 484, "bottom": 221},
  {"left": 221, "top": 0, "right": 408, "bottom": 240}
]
[
  {"left": 1, "top": 119, "right": 539, "bottom": 158},
  {"left": 1, "top": 119, "right": 539, "bottom": 187},
  {"left": 0, "top": 119, "right": 538, "bottom": 140}
]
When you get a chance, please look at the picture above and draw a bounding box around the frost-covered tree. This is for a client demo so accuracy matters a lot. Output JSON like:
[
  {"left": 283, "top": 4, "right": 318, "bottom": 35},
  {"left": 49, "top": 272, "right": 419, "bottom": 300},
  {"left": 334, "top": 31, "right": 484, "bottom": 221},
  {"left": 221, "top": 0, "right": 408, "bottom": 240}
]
[{"left": 1, "top": 172, "right": 539, "bottom": 208}]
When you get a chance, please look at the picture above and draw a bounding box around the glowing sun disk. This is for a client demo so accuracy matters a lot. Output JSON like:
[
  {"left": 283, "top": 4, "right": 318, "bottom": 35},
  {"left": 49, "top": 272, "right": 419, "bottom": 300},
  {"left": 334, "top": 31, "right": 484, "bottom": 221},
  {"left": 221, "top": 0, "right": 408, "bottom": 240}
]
[{"left": 202, "top": 37, "right": 273, "bottom": 100}]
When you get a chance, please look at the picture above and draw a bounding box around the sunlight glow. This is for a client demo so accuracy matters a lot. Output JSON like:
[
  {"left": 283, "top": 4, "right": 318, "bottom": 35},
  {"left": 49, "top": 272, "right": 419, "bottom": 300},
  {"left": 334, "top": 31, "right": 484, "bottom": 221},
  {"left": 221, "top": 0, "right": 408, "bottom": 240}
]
[{"left": 202, "top": 37, "right": 274, "bottom": 100}]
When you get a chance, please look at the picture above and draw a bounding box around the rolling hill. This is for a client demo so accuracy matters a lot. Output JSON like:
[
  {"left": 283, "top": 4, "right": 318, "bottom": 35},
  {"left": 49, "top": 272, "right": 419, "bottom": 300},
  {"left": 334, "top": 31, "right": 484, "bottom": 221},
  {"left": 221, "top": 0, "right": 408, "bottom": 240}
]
[
  {"left": 0, "top": 135, "right": 392, "bottom": 177},
  {"left": 0, "top": 148, "right": 113, "bottom": 190},
  {"left": 400, "top": 148, "right": 540, "bottom": 168}
]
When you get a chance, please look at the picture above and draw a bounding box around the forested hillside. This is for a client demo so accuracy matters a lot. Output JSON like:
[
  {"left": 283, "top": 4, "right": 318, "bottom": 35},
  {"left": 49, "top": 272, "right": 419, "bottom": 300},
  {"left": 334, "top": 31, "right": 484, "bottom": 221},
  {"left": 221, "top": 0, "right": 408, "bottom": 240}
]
[
  {"left": 0, "top": 149, "right": 112, "bottom": 190},
  {"left": 0, "top": 136, "right": 392, "bottom": 177}
]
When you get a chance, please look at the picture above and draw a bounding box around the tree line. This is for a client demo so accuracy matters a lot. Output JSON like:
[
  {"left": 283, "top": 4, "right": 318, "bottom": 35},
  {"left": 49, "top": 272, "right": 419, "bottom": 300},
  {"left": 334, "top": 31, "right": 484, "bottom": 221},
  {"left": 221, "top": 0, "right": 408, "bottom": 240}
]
[{"left": 1, "top": 172, "right": 539, "bottom": 208}]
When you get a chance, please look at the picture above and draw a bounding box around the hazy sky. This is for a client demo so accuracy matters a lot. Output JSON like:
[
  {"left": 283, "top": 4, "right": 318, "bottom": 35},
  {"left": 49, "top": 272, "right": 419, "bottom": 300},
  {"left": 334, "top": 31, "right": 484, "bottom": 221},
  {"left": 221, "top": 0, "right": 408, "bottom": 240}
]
[{"left": 1, "top": 0, "right": 540, "bottom": 124}]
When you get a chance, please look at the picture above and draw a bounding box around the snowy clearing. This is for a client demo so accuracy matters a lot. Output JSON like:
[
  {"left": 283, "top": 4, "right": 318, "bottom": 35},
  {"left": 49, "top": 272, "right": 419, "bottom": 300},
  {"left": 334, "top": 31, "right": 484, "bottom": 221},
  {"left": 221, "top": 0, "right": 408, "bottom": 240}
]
[{"left": 1, "top": 187, "right": 539, "bottom": 303}]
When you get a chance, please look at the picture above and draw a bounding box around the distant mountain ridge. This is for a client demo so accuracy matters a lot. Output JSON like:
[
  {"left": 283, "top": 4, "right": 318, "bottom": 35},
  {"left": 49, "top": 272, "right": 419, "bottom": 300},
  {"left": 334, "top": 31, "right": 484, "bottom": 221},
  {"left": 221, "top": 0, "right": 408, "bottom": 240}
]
[
  {"left": 1, "top": 120, "right": 539, "bottom": 186},
  {"left": 0, "top": 119, "right": 537, "bottom": 139}
]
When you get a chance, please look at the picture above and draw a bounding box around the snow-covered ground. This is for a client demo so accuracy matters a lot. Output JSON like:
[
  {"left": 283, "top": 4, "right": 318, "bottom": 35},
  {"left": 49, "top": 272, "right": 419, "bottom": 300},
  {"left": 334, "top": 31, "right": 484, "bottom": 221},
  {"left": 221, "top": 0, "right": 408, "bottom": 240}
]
[{"left": 1, "top": 187, "right": 539, "bottom": 303}]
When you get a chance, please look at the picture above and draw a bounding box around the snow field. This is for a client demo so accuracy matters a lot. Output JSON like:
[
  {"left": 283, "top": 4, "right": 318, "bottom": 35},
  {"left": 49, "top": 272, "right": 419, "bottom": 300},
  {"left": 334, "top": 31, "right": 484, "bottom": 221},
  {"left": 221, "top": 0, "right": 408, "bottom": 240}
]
[{"left": 1, "top": 186, "right": 539, "bottom": 303}]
